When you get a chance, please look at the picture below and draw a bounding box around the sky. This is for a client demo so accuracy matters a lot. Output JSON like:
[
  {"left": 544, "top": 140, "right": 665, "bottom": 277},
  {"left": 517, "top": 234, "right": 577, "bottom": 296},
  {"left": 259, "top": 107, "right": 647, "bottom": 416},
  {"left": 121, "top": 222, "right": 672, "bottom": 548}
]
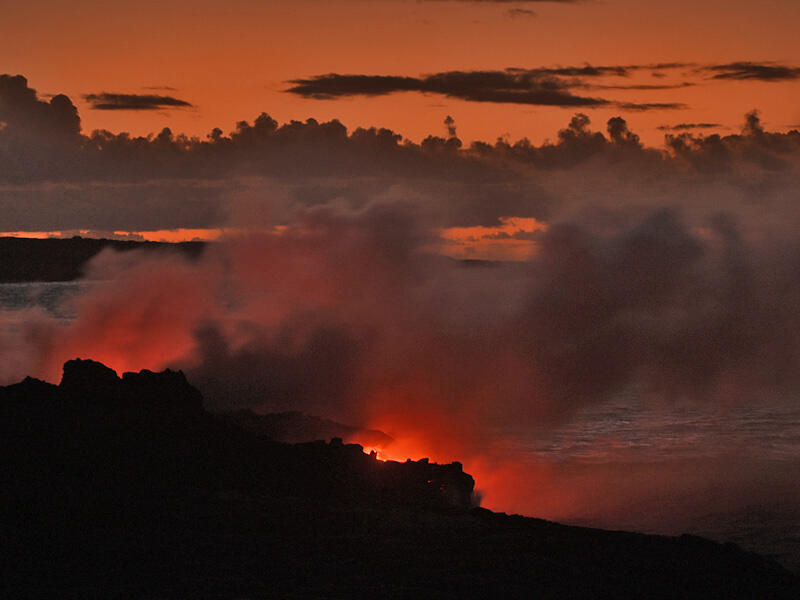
[
  {"left": 3, "top": 0, "right": 800, "bottom": 547},
  {"left": 3, "top": 0, "right": 800, "bottom": 149}
]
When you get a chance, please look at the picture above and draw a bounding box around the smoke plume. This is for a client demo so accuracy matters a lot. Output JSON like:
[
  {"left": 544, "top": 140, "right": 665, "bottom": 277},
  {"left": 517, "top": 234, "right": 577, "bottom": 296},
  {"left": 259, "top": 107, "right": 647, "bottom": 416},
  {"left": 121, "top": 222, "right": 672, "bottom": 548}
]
[{"left": 3, "top": 109, "right": 800, "bottom": 556}]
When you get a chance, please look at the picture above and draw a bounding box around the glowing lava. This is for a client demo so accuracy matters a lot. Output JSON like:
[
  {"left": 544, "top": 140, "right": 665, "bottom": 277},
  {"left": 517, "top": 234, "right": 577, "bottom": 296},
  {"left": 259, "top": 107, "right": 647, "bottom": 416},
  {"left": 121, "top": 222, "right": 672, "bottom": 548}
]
[{"left": 361, "top": 446, "right": 386, "bottom": 460}]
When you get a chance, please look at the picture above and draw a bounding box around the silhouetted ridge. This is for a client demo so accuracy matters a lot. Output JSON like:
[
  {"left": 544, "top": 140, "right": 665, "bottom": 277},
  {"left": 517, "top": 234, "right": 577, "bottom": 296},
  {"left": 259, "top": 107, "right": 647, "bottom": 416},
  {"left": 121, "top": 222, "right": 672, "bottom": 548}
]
[
  {"left": 56, "top": 358, "right": 204, "bottom": 416},
  {"left": 60, "top": 357, "right": 122, "bottom": 392},
  {"left": 0, "top": 237, "right": 508, "bottom": 285},
  {"left": 1, "top": 358, "right": 473, "bottom": 510},
  {"left": 121, "top": 367, "right": 204, "bottom": 410}
]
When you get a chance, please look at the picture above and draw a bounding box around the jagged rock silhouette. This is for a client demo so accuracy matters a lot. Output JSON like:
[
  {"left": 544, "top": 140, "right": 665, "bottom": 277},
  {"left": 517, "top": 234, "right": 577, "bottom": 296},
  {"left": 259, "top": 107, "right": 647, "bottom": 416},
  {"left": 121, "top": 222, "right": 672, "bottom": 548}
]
[{"left": 1, "top": 359, "right": 798, "bottom": 599}]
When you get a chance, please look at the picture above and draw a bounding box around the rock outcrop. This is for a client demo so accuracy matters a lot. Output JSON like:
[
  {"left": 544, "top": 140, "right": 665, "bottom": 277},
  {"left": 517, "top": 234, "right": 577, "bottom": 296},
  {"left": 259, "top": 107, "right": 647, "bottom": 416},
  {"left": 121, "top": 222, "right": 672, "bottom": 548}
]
[
  {"left": 1, "top": 358, "right": 472, "bottom": 511},
  {"left": 222, "top": 408, "right": 394, "bottom": 446}
]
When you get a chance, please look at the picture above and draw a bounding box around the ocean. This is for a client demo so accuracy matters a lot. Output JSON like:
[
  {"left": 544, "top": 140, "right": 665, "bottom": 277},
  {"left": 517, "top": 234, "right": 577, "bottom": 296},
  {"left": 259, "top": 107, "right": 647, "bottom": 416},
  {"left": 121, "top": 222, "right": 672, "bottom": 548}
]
[
  {"left": 2, "top": 281, "right": 799, "bottom": 571},
  {"left": 498, "top": 397, "right": 800, "bottom": 570},
  {"left": 0, "top": 280, "right": 89, "bottom": 319}
]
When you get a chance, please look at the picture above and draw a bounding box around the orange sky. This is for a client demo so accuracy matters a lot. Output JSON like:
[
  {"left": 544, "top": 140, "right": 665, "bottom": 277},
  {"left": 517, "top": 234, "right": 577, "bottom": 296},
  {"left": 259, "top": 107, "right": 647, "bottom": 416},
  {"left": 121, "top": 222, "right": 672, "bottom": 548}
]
[{"left": 3, "top": 0, "right": 799, "bottom": 147}]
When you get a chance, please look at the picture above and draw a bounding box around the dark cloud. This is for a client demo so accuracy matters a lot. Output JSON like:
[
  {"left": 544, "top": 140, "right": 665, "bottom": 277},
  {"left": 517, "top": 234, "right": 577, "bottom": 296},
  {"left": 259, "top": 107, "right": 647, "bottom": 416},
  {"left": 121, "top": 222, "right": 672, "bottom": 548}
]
[
  {"left": 0, "top": 74, "right": 82, "bottom": 182},
  {"left": 658, "top": 123, "right": 722, "bottom": 131},
  {"left": 0, "top": 181, "right": 226, "bottom": 232},
  {"left": 83, "top": 93, "right": 193, "bottom": 110},
  {"left": 644, "top": 62, "right": 697, "bottom": 70},
  {"left": 616, "top": 102, "right": 688, "bottom": 111},
  {"left": 285, "top": 75, "right": 420, "bottom": 99},
  {"left": 514, "top": 65, "right": 631, "bottom": 77},
  {"left": 664, "top": 110, "right": 800, "bottom": 173},
  {"left": 287, "top": 70, "right": 609, "bottom": 107},
  {"left": 481, "top": 229, "right": 541, "bottom": 240},
  {"left": 589, "top": 82, "right": 694, "bottom": 90},
  {"left": 507, "top": 8, "right": 536, "bottom": 18},
  {"left": 0, "top": 74, "right": 81, "bottom": 142},
  {"left": 288, "top": 64, "right": 696, "bottom": 101},
  {"left": 286, "top": 64, "right": 706, "bottom": 108},
  {"left": 702, "top": 61, "right": 800, "bottom": 82}
]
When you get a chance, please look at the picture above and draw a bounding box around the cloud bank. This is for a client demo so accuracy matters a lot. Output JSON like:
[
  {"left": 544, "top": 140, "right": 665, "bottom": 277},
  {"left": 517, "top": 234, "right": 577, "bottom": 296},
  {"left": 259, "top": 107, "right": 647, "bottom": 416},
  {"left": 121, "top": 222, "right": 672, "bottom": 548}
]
[{"left": 2, "top": 73, "right": 799, "bottom": 242}]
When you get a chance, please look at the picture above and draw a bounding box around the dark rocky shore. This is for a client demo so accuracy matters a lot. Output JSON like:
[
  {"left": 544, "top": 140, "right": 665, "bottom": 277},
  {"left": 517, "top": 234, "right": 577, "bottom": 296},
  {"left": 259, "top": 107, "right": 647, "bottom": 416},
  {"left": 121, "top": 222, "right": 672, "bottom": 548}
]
[
  {"left": 2, "top": 359, "right": 798, "bottom": 599},
  {"left": 0, "top": 236, "right": 204, "bottom": 282}
]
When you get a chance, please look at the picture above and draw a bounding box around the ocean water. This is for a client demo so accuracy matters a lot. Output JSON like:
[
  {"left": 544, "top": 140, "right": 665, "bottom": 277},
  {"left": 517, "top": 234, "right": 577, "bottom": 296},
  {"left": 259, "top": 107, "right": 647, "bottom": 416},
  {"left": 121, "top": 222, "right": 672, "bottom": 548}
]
[
  {"left": 519, "top": 395, "right": 800, "bottom": 464},
  {"left": 2, "top": 281, "right": 799, "bottom": 571},
  {"left": 0, "top": 280, "right": 90, "bottom": 319},
  {"left": 496, "top": 397, "right": 800, "bottom": 570}
]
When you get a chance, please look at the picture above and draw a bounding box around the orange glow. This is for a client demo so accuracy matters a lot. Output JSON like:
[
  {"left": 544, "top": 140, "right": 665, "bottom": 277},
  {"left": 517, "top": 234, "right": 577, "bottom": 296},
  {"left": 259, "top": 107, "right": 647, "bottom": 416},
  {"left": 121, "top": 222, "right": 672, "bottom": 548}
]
[
  {"left": 439, "top": 217, "right": 547, "bottom": 261},
  {"left": 1, "top": 231, "right": 63, "bottom": 239},
  {"left": 361, "top": 446, "right": 386, "bottom": 461},
  {"left": 132, "top": 228, "right": 223, "bottom": 242},
  {"left": 351, "top": 427, "right": 574, "bottom": 516},
  {"left": 28, "top": 253, "right": 220, "bottom": 382},
  {"left": 361, "top": 436, "right": 437, "bottom": 465}
]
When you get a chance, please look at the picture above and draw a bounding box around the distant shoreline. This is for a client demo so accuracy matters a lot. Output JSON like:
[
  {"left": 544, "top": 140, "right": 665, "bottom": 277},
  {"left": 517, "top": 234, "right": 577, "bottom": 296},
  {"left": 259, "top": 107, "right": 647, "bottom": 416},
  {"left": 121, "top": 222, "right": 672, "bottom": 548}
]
[
  {"left": 0, "top": 236, "right": 512, "bottom": 284},
  {"left": 0, "top": 236, "right": 205, "bottom": 283}
]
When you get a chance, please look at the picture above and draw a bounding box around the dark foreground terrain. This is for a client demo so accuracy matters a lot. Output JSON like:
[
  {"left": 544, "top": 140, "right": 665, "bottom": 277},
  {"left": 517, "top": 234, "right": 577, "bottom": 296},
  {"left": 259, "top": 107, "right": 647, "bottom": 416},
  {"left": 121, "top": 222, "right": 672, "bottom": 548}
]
[
  {"left": 2, "top": 359, "right": 798, "bottom": 599},
  {"left": 0, "top": 236, "right": 205, "bottom": 282}
]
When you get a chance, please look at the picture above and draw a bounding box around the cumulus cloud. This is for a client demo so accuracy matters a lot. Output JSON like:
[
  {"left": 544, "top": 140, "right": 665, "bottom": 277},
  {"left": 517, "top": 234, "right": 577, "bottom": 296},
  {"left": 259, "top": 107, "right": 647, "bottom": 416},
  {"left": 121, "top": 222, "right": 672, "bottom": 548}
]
[
  {"left": 83, "top": 92, "right": 193, "bottom": 110},
  {"left": 0, "top": 74, "right": 80, "bottom": 143},
  {"left": 0, "top": 75, "right": 82, "bottom": 182}
]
